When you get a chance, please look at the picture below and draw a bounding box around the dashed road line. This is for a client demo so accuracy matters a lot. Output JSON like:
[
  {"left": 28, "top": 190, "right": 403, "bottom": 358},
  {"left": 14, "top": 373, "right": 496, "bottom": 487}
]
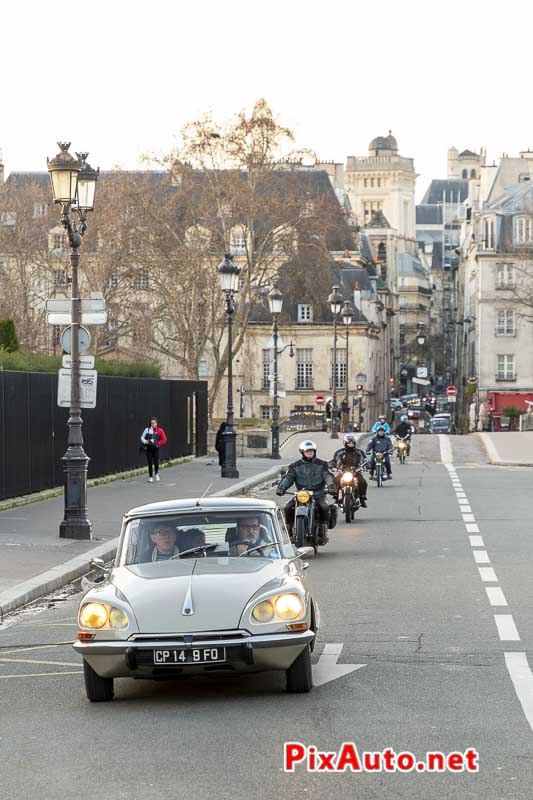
[
  {"left": 505, "top": 653, "right": 533, "bottom": 731},
  {"left": 494, "top": 615, "right": 521, "bottom": 641},
  {"left": 485, "top": 587, "right": 508, "bottom": 607},
  {"left": 473, "top": 550, "right": 491, "bottom": 564},
  {"left": 0, "top": 670, "right": 83, "bottom": 680},
  {"left": 478, "top": 567, "right": 498, "bottom": 582},
  {"left": 469, "top": 535, "right": 484, "bottom": 547}
]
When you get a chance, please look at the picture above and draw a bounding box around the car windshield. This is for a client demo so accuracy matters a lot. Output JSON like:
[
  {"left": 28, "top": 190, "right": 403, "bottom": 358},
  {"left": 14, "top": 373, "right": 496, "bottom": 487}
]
[{"left": 118, "top": 511, "right": 285, "bottom": 566}]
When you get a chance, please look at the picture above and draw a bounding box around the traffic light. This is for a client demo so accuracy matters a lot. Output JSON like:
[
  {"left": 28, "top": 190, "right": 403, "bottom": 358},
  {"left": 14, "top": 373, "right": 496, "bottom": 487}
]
[
  {"left": 389, "top": 377, "right": 395, "bottom": 384},
  {"left": 356, "top": 383, "right": 364, "bottom": 393}
]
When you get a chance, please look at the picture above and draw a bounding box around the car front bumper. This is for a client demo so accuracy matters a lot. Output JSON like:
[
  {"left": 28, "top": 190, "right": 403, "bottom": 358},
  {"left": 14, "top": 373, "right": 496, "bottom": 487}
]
[{"left": 73, "top": 629, "right": 315, "bottom": 678}]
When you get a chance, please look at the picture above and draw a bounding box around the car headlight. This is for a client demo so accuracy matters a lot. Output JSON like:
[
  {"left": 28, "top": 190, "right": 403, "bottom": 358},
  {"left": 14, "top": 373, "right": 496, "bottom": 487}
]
[
  {"left": 79, "top": 602, "right": 108, "bottom": 629},
  {"left": 251, "top": 593, "right": 304, "bottom": 623},
  {"left": 109, "top": 607, "right": 129, "bottom": 629},
  {"left": 341, "top": 471, "right": 353, "bottom": 483},
  {"left": 296, "top": 490, "right": 310, "bottom": 503},
  {"left": 79, "top": 603, "right": 130, "bottom": 630}
]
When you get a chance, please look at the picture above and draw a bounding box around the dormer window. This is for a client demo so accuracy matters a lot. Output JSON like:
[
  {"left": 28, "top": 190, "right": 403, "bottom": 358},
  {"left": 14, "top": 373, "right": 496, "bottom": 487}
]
[
  {"left": 297, "top": 304, "right": 313, "bottom": 323},
  {"left": 482, "top": 218, "right": 495, "bottom": 250},
  {"left": 229, "top": 225, "right": 247, "bottom": 255},
  {"left": 514, "top": 217, "right": 533, "bottom": 244},
  {"left": 33, "top": 203, "right": 48, "bottom": 219}
]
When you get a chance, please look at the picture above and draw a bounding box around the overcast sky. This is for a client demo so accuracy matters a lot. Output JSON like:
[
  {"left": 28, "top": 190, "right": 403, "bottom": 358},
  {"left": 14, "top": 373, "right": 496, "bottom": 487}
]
[{"left": 1, "top": 0, "right": 531, "bottom": 200}]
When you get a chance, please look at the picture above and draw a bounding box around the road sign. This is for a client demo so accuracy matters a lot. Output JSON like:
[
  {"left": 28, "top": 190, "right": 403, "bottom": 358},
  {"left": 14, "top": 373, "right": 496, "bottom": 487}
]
[
  {"left": 447, "top": 395, "right": 457, "bottom": 403},
  {"left": 416, "top": 366, "right": 428, "bottom": 378},
  {"left": 62, "top": 354, "right": 95, "bottom": 369},
  {"left": 447, "top": 385, "right": 457, "bottom": 397},
  {"left": 315, "top": 395, "right": 325, "bottom": 406},
  {"left": 269, "top": 387, "right": 286, "bottom": 398},
  {"left": 60, "top": 325, "right": 91, "bottom": 354},
  {"left": 355, "top": 373, "right": 367, "bottom": 382},
  {"left": 413, "top": 377, "right": 431, "bottom": 386},
  {"left": 47, "top": 311, "right": 108, "bottom": 326},
  {"left": 57, "top": 369, "right": 98, "bottom": 408}
]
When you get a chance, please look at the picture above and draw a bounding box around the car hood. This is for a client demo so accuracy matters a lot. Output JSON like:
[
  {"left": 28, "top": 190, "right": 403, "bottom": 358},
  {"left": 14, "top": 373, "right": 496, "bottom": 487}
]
[{"left": 111, "top": 558, "right": 286, "bottom": 633}]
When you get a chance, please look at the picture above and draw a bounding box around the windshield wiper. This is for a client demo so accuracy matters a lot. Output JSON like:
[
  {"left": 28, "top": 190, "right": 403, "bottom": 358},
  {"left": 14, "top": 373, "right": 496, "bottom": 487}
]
[
  {"left": 238, "top": 541, "right": 283, "bottom": 557},
  {"left": 169, "top": 543, "right": 218, "bottom": 560}
]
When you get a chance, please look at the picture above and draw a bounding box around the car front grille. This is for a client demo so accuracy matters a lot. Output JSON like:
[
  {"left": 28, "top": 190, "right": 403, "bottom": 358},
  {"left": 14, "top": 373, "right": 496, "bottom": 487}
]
[{"left": 129, "top": 629, "right": 249, "bottom": 644}]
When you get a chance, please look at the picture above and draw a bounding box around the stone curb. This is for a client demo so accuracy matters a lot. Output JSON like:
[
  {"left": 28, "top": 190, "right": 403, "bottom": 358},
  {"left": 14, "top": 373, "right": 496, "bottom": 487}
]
[
  {"left": 0, "top": 462, "right": 288, "bottom": 622},
  {"left": 476, "top": 433, "right": 533, "bottom": 467},
  {"left": 0, "top": 455, "right": 195, "bottom": 513}
]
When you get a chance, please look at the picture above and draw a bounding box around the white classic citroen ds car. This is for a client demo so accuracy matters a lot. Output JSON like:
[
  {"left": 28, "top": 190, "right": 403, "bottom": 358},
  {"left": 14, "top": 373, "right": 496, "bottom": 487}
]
[{"left": 73, "top": 497, "right": 319, "bottom": 701}]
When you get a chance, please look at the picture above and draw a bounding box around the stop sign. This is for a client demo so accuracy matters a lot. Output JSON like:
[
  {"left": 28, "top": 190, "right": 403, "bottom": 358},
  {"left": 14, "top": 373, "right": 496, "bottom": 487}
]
[
  {"left": 315, "top": 395, "right": 325, "bottom": 406},
  {"left": 447, "top": 385, "right": 457, "bottom": 397}
]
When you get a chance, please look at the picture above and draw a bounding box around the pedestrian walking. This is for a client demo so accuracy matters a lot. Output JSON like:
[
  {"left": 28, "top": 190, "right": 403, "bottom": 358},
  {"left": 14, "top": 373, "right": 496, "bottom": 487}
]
[
  {"left": 325, "top": 397, "right": 333, "bottom": 432},
  {"left": 140, "top": 417, "right": 167, "bottom": 482},
  {"left": 215, "top": 421, "right": 227, "bottom": 466},
  {"left": 340, "top": 397, "right": 350, "bottom": 432}
]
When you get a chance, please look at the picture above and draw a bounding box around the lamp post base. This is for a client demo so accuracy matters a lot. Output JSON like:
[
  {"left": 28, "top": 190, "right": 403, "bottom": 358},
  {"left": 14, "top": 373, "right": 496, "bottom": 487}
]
[
  {"left": 221, "top": 465, "right": 240, "bottom": 479},
  {"left": 221, "top": 427, "right": 239, "bottom": 479},
  {"left": 60, "top": 447, "right": 91, "bottom": 540},
  {"left": 59, "top": 519, "right": 92, "bottom": 540}
]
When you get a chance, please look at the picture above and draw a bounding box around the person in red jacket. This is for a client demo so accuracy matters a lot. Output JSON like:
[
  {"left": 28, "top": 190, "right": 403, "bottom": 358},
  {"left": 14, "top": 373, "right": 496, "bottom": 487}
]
[{"left": 140, "top": 417, "right": 167, "bottom": 482}]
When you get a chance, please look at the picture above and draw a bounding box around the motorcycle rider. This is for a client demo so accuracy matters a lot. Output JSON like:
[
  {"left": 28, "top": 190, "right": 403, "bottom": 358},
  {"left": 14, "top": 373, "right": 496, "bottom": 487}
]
[
  {"left": 394, "top": 414, "right": 412, "bottom": 456},
  {"left": 276, "top": 440, "right": 336, "bottom": 544},
  {"left": 330, "top": 433, "right": 368, "bottom": 508},
  {"left": 366, "top": 426, "right": 394, "bottom": 480},
  {"left": 371, "top": 414, "right": 391, "bottom": 434}
]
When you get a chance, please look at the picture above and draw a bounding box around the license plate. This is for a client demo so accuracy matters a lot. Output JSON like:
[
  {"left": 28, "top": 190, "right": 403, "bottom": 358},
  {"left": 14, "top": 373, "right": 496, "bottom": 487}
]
[{"left": 152, "top": 647, "right": 226, "bottom": 665}]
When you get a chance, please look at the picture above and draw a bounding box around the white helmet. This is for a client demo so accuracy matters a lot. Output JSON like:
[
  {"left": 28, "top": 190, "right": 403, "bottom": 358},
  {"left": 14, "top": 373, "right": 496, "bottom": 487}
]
[{"left": 299, "top": 439, "right": 317, "bottom": 455}]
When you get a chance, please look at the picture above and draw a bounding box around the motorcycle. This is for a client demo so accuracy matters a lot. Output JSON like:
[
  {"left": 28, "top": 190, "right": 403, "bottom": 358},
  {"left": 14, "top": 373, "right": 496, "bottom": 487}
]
[
  {"left": 396, "top": 436, "right": 409, "bottom": 464},
  {"left": 373, "top": 450, "right": 393, "bottom": 487},
  {"left": 335, "top": 463, "right": 368, "bottom": 523},
  {"left": 284, "top": 489, "right": 330, "bottom": 554}
]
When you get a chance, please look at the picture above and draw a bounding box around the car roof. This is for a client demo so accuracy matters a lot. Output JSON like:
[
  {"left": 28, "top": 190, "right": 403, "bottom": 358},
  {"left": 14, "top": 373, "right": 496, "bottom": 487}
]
[
  {"left": 125, "top": 496, "right": 278, "bottom": 519},
  {"left": 434, "top": 413, "right": 451, "bottom": 418}
]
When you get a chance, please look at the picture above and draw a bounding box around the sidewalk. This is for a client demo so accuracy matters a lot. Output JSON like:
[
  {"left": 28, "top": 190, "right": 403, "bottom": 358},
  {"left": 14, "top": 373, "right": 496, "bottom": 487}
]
[{"left": 477, "top": 432, "right": 533, "bottom": 466}]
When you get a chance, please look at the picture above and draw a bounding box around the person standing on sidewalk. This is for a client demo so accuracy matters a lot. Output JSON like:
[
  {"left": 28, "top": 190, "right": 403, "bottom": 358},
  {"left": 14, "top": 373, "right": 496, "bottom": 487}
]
[
  {"left": 140, "top": 417, "right": 167, "bottom": 482},
  {"left": 215, "top": 421, "right": 227, "bottom": 467}
]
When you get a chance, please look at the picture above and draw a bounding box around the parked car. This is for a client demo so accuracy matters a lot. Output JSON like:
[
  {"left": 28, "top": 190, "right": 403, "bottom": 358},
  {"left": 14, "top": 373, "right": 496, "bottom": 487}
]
[
  {"left": 74, "top": 497, "right": 318, "bottom": 701},
  {"left": 429, "top": 414, "right": 452, "bottom": 433}
]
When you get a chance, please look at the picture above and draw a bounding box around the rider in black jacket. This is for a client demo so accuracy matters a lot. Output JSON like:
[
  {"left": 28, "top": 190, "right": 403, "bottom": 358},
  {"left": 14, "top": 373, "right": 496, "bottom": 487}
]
[
  {"left": 330, "top": 434, "right": 368, "bottom": 507},
  {"left": 393, "top": 415, "right": 412, "bottom": 455},
  {"left": 366, "top": 427, "right": 394, "bottom": 479},
  {"left": 277, "top": 439, "right": 336, "bottom": 543}
]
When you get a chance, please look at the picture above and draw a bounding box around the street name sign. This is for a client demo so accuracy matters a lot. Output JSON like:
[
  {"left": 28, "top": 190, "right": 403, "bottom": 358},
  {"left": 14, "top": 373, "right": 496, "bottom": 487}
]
[
  {"left": 62, "top": 355, "right": 95, "bottom": 369},
  {"left": 47, "top": 310, "right": 108, "bottom": 326},
  {"left": 57, "top": 369, "right": 98, "bottom": 408},
  {"left": 355, "top": 373, "right": 367, "bottom": 382},
  {"left": 413, "top": 377, "right": 430, "bottom": 386},
  {"left": 447, "top": 395, "right": 457, "bottom": 403}
]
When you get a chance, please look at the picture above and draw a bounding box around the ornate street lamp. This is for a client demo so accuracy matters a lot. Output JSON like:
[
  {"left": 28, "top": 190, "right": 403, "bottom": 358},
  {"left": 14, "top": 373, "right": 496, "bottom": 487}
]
[
  {"left": 218, "top": 254, "right": 240, "bottom": 478},
  {"left": 342, "top": 300, "right": 354, "bottom": 431},
  {"left": 268, "top": 285, "right": 283, "bottom": 459},
  {"left": 328, "top": 285, "right": 343, "bottom": 439},
  {"left": 47, "top": 143, "right": 99, "bottom": 540}
]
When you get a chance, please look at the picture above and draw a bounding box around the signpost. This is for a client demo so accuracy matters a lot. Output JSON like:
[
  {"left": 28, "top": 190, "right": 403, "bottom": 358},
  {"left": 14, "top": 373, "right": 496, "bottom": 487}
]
[
  {"left": 447, "top": 385, "right": 457, "bottom": 404},
  {"left": 413, "top": 377, "right": 431, "bottom": 386},
  {"left": 416, "top": 366, "right": 428, "bottom": 379},
  {"left": 315, "top": 395, "right": 325, "bottom": 406},
  {"left": 57, "top": 369, "right": 98, "bottom": 409}
]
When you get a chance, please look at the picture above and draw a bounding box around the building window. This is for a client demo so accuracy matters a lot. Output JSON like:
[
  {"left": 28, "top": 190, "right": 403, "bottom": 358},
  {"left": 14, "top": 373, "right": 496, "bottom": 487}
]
[
  {"left": 262, "top": 348, "right": 273, "bottom": 389},
  {"left": 229, "top": 225, "right": 247, "bottom": 255},
  {"left": 52, "top": 233, "right": 67, "bottom": 253},
  {"left": 496, "top": 263, "right": 514, "bottom": 289},
  {"left": 482, "top": 218, "right": 495, "bottom": 250},
  {"left": 54, "top": 269, "right": 68, "bottom": 286},
  {"left": 330, "top": 348, "right": 347, "bottom": 389},
  {"left": 514, "top": 217, "right": 533, "bottom": 244},
  {"left": 364, "top": 178, "right": 368, "bottom": 188},
  {"left": 496, "top": 354, "right": 515, "bottom": 381},
  {"left": 297, "top": 304, "right": 313, "bottom": 323},
  {"left": 132, "top": 270, "right": 149, "bottom": 289},
  {"left": 33, "top": 203, "right": 48, "bottom": 219},
  {"left": 471, "top": 169, "right": 476, "bottom": 179},
  {"left": 496, "top": 309, "right": 515, "bottom": 336},
  {"left": 296, "top": 349, "right": 313, "bottom": 389},
  {"left": 462, "top": 169, "right": 468, "bottom": 179},
  {"left": 107, "top": 271, "right": 119, "bottom": 290},
  {"left": 260, "top": 405, "right": 272, "bottom": 419}
]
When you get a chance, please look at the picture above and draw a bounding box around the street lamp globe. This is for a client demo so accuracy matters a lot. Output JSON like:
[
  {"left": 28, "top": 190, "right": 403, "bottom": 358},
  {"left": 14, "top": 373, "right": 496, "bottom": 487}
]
[
  {"left": 47, "top": 142, "right": 81, "bottom": 205},
  {"left": 342, "top": 300, "right": 354, "bottom": 326},
  {"left": 328, "top": 285, "right": 343, "bottom": 315},
  {"left": 268, "top": 285, "right": 283, "bottom": 315},
  {"left": 76, "top": 153, "right": 100, "bottom": 212},
  {"left": 218, "top": 254, "right": 240, "bottom": 293},
  {"left": 417, "top": 334, "right": 426, "bottom": 346}
]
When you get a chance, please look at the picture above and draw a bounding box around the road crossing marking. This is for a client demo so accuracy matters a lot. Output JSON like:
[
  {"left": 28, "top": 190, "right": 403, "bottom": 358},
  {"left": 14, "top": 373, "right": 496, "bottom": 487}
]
[
  {"left": 485, "top": 587, "right": 508, "bottom": 607},
  {"left": 473, "top": 550, "right": 490, "bottom": 564},
  {"left": 478, "top": 567, "right": 498, "bottom": 582},
  {"left": 494, "top": 615, "right": 521, "bottom": 641},
  {"left": 466, "top": 523, "right": 480, "bottom": 533},
  {"left": 469, "top": 535, "right": 484, "bottom": 547},
  {"left": 504, "top": 653, "right": 533, "bottom": 732}
]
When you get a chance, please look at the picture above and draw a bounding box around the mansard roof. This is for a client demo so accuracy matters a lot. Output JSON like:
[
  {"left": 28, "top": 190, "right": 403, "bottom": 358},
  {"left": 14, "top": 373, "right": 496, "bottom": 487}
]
[
  {"left": 416, "top": 204, "right": 443, "bottom": 225},
  {"left": 484, "top": 180, "right": 533, "bottom": 215},
  {"left": 421, "top": 179, "right": 468, "bottom": 205}
]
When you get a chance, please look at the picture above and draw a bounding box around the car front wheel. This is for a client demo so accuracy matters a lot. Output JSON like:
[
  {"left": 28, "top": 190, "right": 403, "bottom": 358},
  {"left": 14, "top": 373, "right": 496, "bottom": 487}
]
[
  {"left": 83, "top": 659, "right": 114, "bottom": 702},
  {"left": 286, "top": 644, "right": 312, "bottom": 693}
]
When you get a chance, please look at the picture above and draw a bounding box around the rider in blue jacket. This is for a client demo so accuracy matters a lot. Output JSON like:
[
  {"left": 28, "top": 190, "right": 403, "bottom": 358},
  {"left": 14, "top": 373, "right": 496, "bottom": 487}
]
[{"left": 371, "top": 414, "right": 391, "bottom": 434}]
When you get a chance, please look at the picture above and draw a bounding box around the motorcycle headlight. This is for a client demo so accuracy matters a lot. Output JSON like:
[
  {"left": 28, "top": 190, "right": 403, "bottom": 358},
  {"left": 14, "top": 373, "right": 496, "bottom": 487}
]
[
  {"left": 398, "top": 442, "right": 407, "bottom": 450},
  {"left": 79, "top": 602, "right": 108, "bottom": 629},
  {"left": 376, "top": 453, "right": 384, "bottom": 461},
  {"left": 341, "top": 471, "right": 353, "bottom": 483},
  {"left": 296, "top": 490, "right": 310, "bottom": 503},
  {"left": 251, "top": 593, "right": 305, "bottom": 623}
]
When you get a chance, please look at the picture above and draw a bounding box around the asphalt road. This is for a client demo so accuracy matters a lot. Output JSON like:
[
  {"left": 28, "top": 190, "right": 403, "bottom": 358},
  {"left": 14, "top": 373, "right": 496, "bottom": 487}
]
[{"left": 1, "top": 433, "right": 533, "bottom": 799}]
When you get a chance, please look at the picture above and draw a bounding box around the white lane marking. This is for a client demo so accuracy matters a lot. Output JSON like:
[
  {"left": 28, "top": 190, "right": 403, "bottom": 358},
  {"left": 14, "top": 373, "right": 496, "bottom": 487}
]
[
  {"left": 479, "top": 567, "right": 498, "bottom": 582},
  {"left": 473, "top": 550, "right": 491, "bottom": 564},
  {"left": 456, "top": 492, "right": 467, "bottom": 498},
  {"left": 459, "top": 504, "right": 472, "bottom": 513},
  {"left": 439, "top": 435, "right": 453, "bottom": 464},
  {"left": 466, "top": 523, "right": 480, "bottom": 533},
  {"left": 0, "top": 643, "right": 72, "bottom": 655},
  {"left": 313, "top": 643, "right": 366, "bottom": 687},
  {"left": 0, "top": 657, "right": 80, "bottom": 667},
  {"left": 485, "top": 587, "right": 508, "bottom": 607},
  {"left": 505, "top": 653, "right": 533, "bottom": 734},
  {"left": 494, "top": 615, "right": 521, "bottom": 641},
  {"left": 462, "top": 513, "right": 476, "bottom": 523},
  {"left": 0, "top": 670, "right": 83, "bottom": 680},
  {"left": 469, "top": 535, "right": 485, "bottom": 547}
]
